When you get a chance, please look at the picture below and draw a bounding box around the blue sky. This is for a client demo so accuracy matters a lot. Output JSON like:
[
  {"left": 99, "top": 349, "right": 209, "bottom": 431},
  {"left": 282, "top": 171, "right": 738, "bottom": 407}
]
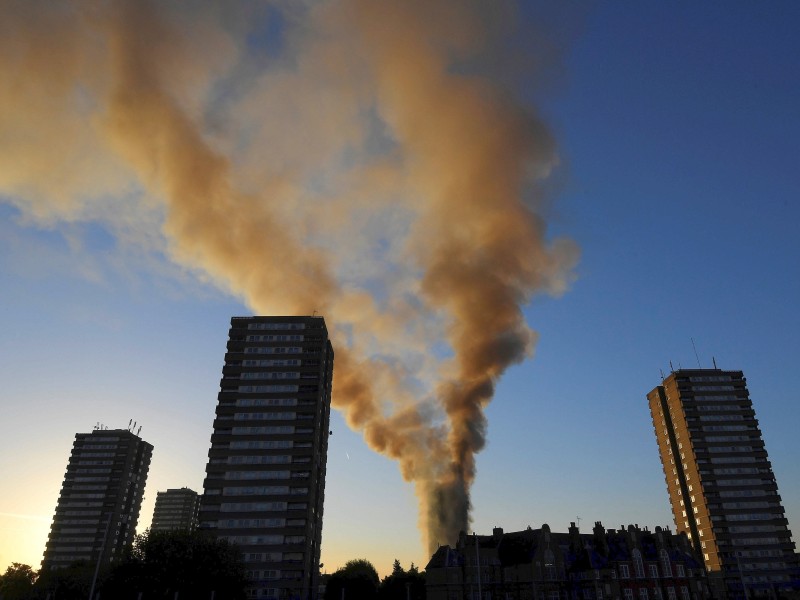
[{"left": 1, "top": 1, "right": 798, "bottom": 578}]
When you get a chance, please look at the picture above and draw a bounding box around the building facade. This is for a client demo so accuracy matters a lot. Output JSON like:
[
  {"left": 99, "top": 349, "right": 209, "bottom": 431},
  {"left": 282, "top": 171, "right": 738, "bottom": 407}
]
[
  {"left": 648, "top": 368, "right": 800, "bottom": 598},
  {"left": 199, "top": 316, "right": 334, "bottom": 600},
  {"left": 426, "top": 522, "right": 710, "bottom": 600},
  {"left": 41, "top": 428, "right": 153, "bottom": 571},
  {"left": 150, "top": 487, "right": 200, "bottom": 532}
]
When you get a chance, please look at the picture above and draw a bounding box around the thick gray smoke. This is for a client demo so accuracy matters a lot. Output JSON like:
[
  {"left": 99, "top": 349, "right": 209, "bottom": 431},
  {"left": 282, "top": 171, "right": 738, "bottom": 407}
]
[{"left": 0, "top": 0, "right": 578, "bottom": 553}]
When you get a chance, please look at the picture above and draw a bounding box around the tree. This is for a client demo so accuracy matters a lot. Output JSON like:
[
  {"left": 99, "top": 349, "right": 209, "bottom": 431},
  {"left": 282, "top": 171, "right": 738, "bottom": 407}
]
[
  {"left": 378, "top": 560, "right": 425, "bottom": 600},
  {"left": 33, "top": 561, "right": 95, "bottom": 600},
  {"left": 101, "top": 529, "right": 248, "bottom": 600},
  {"left": 325, "top": 559, "right": 380, "bottom": 600},
  {"left": 0, "top": 563, "right": 37, "bottom": 600}
]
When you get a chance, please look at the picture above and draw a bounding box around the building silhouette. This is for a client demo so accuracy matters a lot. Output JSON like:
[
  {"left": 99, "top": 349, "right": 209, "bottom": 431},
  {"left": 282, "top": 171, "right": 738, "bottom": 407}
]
[
  {"left": 199, "top": 316, "right": 334, "bottom": 600},
  {"left": 426, "top": 522, "right": 711, "bottom": 600},
  {"left": 648, "top": 368, "right": 799, "bottom": 598},
  {"left": 150, "top": 487, "right": 200, "bottom": 532},
  {"left": 41, "top": 428, "right": 152, "bottom": 571}
]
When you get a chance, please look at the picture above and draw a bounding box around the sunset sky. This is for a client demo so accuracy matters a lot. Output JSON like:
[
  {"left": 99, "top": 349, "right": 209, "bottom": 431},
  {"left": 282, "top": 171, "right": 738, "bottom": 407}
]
[{"left": 1, "top": 1, "right": 799, "bottom": 579}]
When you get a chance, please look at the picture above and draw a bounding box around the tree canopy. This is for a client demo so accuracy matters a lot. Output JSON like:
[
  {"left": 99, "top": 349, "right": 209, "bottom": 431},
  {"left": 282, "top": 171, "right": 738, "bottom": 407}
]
[
  {"left": 325, "top": 559, "right": 381, "bottom": 600},
  {"left": 0, "top": 563, "right": 37, "bottom": 600},
  {"left": 101, "top": 528, "right": 248, "bottom": 600},
  {"left": 324, "top": 559, "right": 426, "bottom": 600}
]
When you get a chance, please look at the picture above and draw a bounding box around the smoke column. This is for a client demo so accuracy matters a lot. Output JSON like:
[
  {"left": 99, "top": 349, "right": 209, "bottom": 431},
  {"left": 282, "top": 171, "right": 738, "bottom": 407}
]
[{"left": 0, "top": 0, "right": 578, "bottom": 553}]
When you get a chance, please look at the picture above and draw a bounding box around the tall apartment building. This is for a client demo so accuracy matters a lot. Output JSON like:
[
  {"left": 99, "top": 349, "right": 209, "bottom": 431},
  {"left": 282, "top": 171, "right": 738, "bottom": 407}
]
[
  {"left": 150, "top": 487, "right": 200, "bottom": 532},
  {"left": 648, "top": 368, "right": 799, "bottom": 598},
  {"left": 199, "top": 316, "right": 334, "bottom": 600},
  {"left": 41, "top": 428, "right": 152, "bottom": 571}
]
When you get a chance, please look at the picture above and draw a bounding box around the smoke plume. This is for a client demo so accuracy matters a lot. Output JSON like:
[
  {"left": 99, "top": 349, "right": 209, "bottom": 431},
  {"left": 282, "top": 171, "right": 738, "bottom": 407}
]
[{"left": 0, "top": 0, "right": 578, "bottom": 553}]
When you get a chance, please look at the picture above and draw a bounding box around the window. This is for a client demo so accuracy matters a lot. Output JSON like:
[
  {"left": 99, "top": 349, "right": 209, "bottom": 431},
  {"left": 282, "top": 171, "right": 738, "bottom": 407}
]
[
  {"left": 620, "top": 564, "right": 630, "bottom": 579},
  {"left": 624, "top": 589, "right": 635, "bottom": 600},
  {"left": 544, "top": 548, "right": 556, "bottom": 579},
  {"left": 667, "top": 588, "right": 677, "bottom": 600},
  {"left": 660, "top": 550, "right": 671, "bottom": 577},
  {"left": 640, "top": 589, "right": 649, "bottom": 600},
  {"left": 649, "top": 564, "right": 659, "bottom": 579},
  {"left": 633, "top": 550, "right": 645, "bottom": 578},
  {"left": 653, "top": 588, "right": 662, "bottom": 600},
  {"left": 676, "top": 565, "right": 685, "bottom": 578}
]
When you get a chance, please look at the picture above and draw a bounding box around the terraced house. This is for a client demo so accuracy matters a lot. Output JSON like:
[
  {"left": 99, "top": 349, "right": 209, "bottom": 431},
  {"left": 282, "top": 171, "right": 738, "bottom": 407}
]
[{"left": 426, "top": 522, "right": 710, "bottom": 600}]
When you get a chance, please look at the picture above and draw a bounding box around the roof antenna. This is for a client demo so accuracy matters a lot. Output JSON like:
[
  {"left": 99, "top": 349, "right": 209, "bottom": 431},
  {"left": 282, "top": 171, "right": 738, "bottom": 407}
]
[
  {"left": 691, "top": 338, "right": 701, "bottom": 368},
  {"left": 660, "top": 368, "right": 665, "bottom": 380},
  {"left": 712, "top": 356, "right": 718, "bottom": 369},
  {"left": 669, "top": 360, "right": 675, "bottom": 373},
  {"left": 137, "top": 425, "right": 142, "bottom": 436}
]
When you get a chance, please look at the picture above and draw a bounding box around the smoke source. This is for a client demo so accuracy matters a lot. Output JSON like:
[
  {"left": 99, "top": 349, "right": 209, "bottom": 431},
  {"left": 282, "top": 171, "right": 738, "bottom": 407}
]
[{"left": 0, "top": 0, "right": 578, "bottom": 553}]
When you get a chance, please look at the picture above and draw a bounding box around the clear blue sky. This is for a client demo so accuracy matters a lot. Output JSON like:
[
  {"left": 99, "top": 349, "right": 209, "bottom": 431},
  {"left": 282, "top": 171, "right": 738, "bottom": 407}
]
[{"left": 1, "top": 1, "right": 798, "bottom": 578}]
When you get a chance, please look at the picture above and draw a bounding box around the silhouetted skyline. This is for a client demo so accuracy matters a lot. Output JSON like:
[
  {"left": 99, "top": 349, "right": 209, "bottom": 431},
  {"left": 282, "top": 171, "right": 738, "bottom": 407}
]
[{"left": 1, "top": 1, "right": 798, "bottom": 579}]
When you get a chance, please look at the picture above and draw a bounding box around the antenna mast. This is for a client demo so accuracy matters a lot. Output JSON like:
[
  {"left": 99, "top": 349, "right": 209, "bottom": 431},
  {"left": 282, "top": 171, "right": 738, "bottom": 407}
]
[{"left": 691, "top": 338, "right": 701, "bottom": 368}]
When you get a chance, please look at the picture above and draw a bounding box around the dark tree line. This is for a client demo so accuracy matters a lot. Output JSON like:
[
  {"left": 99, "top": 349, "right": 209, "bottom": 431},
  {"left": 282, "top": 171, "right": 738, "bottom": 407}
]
[
  {"left": 2, "top": 529, "right": 247, "bottom": 600},
  {"left": 3, "top": 541, "right": 427, "bottom": 600},
  {"left": 324, "top": 559, "right": 425, "bottom": 600}
]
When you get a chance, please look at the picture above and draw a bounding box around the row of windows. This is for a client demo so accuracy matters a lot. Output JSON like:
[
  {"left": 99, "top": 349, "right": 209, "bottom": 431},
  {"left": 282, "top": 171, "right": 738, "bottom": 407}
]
[
  {"left": 64, "top": 493, "right": 106, "bottom": 499},
  {"left": 693, "top": 395, "right": 739, "bottom": 401},
  {"left": 698, "top": 414, "right": 744, "bottom": 421},
  {"left": 225, "top": 535, "right": 306, "bottom": 545},
  {"left": 236, "top": 399, "right": 298, "bottom": 407},
  {"left": 231, "top": 426, "right": 294, "bottom": 435},
  {"left": 719, "top": 489, "right": 772, "bottom": 498},
  {"left": 242, "top": 359, "right": 302, "bottom": 367},
  {"left": 247, "top": 335, "right": 304, "bottom": 342},
  {"left": 228, "top": 456, "right": 292, "bottom": 465},
  {"left": 221, "top": 518, "right": 286, "bottom": 528},
  {"left": 225, "top": 471, "right": 291, "bottom": 481},
  {"left": 735, "top": 549, "right": 785, "bottom": 558},
  {"left": 713, "top": 467, "right": 761, "bottom": 475},
  {"left": 230, "top": 441, "right": 294, "bottom": 450},
  {"left": 60, "top": 510, "right": 101, "bottom": 516},
  {"left": 728, "top": 525, "right": 782, "bottom": 533},
  {"left": 238, "top": 385, "right": 299, "bottom": 393},
  {"left": 707, "top": 446, "right": 753, "bottom": 453},
  {"left": 716, "top": 478, "right": 768, "bottom": 486},
  {"left": 240, "top": 372, "right": 300, "bottom": 380},
  {"left": 695, "top": 405, "right": 742, "bottom": 412},
  {"left": 726, "top": 513, "right": 779, "bottom": 521},
  {"left": 722, "top": 501, "right": 778, "bottom": 509},
  {"left": 234, "top": 412, "right": 297, "bottom": 421},
  {"left": 689, "top": 385, "right": 735, "bottom": 391},
  {"left": 706, "top": 436, "right": 753, "bottom": 443},
  {"left": 247, "top": 323, "right": 306, "bottom": 330},
  {"left": 689, "top": 376, "right": 732, "bottom": 382},
  {"left": 702, "top": 425, "right": 750, "bottom": 431},
  {"left": 243, "top": 552, "right": 283, "bottom": 562},
  {"left": 221, "top": 502, "right": 288, "bottom": 512},
  {"left": 58, "top": 519, "right": 98, "bottom": 525},
  {"left": 220, "top": 487, "right": 308, "bottom": 496},
  {"left": 709, "top": 456, "right": 756, "bottom": 464},
  {"left": 244, "top": 347, "right": 303, "bottom": 355},
  {"left": 247, "top": 570, "right": 281, "bottom": 581},
  {"left": 59, "top": 527, "right": 98, "bottom": 534},
  {"left": 731, "top": 537, "right": 782, "bottom": 546}
]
